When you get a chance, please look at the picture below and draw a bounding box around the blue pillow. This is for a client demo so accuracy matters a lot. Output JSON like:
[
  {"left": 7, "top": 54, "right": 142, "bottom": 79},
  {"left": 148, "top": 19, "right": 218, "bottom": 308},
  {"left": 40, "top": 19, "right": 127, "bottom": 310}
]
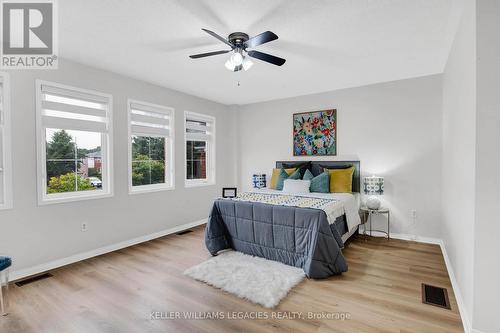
[
  {"left": 303, "top": 169, "right": 330, "bottom": 193},
  {"left": 0, "top": 256, "right": 12, "bottom": 271},
  {"left": 303, "top": 169, "right": 314, "bottom": 180},
  {"left": 276, "top": 168, "right": 301, "bottom": 190}
]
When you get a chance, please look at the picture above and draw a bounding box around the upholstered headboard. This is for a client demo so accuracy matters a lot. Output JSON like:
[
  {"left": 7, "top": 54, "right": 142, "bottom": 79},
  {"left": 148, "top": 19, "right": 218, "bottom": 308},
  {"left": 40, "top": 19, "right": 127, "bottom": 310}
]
[{"left": 275, "top": 160, "right": 361, "bottom": 193}]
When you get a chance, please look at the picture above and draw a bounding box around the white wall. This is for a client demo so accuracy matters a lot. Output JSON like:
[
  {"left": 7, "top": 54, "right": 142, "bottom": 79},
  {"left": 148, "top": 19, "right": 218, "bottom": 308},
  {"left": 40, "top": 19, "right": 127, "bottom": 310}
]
[
  {"left": 474, "top": 0, "right": 500, "bottom": 331},
  {"left": 441, "top": 0, "right": 476, "bottom": 329},
  {"left": 442, "top": 1, "right": 500, "bottom": 331},
  {"left": 237, "top": 75, "right": 443, "bottom": 238},
  {"left": 0, "top": 59, "right": 237, "bottom": 275}
]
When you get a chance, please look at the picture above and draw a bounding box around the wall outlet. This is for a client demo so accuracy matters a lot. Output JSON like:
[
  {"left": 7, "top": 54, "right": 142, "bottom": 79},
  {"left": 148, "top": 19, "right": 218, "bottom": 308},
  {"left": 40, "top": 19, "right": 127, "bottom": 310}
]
[
  {"left": 410, "top": 209, "right": 417, "bottom": 225},
  {"left": 81, "top": 222, "right": 88, "bottom": 232}
]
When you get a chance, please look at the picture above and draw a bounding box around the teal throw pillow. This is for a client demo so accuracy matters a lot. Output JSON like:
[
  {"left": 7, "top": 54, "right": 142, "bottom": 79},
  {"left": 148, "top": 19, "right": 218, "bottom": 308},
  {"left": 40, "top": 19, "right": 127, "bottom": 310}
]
[
  {"left": 302, "top": 169, "right": 329, "bottom": 193},
  {"left": 276, "top": 168, "right": 301, "bottom": 190},
  {"left": 303, "top": 169, "right": 314, "bottom": 181}
]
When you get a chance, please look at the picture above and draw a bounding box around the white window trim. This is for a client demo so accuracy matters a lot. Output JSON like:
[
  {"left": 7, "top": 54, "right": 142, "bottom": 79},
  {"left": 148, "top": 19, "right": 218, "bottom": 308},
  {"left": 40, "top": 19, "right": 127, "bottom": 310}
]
[
  {"left": 127, "top": 99, "right": 175, "bottom": 195},
  {"left": 0, "top": 72, "right": 12, "bottom": 210},
  {"left": 35, "top": 80, "right": 114, "bottom": 205},
  {"left": 184, "top": 110, "right": 216, "bottom": 188}
]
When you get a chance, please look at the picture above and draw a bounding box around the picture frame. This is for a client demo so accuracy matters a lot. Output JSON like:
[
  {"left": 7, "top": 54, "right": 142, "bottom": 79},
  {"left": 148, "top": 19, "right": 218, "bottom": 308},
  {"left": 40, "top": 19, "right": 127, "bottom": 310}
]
[
  {"left": 222, "top": 187, "right": 237, "bottom": 198},
  {"left": 293, "top": 109, "right": 337, "bottom": 156}
]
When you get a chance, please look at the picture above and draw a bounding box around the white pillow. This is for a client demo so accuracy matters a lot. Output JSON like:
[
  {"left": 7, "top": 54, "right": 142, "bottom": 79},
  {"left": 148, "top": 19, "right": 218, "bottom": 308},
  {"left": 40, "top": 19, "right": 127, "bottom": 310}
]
[{"left": 282, "top": 179, "right": 311, "bottom": 194}]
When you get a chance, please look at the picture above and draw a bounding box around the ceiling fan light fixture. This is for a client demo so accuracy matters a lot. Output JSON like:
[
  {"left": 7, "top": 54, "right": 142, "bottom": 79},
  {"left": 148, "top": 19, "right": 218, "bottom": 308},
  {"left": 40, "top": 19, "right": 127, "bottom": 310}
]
[
  {"left": 190, "top": 29, "right": 285, "bottom": 71},
  {"left": 231, "top": 51, "right": 243, "bottom": 66},
  {"left": 224, "top": 58, "right": 235, "bottom": 71},
  {"left": 242, "top": 57, "right": 253, "bottom": 71}
]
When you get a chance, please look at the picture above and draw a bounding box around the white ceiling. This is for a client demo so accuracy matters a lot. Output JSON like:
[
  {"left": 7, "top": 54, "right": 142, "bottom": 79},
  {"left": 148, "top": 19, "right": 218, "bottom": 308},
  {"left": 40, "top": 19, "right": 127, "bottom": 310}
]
[{"left": 59, "top": 0, "right": 462, "bottom": 105}]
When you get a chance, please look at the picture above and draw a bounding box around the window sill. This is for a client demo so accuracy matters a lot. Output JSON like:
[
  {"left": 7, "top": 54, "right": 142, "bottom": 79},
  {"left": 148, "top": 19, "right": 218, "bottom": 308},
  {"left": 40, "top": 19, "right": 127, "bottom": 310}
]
[
  {"left": 184, "top": 181, "right": 215, "bottom": 188},
  {"left": 129, "top": 184, "right": 175, "bottom": 195},
  {"left": 38, "top": 191, "right": 113, "bottom": 206}
]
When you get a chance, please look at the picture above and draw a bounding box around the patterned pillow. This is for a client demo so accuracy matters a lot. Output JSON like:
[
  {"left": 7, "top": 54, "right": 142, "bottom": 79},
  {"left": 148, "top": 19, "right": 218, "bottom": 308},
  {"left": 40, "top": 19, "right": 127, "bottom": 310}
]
[
  {"left": 303, "top": 169, "right": 330, "bottom": 193},
  {"left": 276, "top": 168, "right": 301, "bottom": 190}
]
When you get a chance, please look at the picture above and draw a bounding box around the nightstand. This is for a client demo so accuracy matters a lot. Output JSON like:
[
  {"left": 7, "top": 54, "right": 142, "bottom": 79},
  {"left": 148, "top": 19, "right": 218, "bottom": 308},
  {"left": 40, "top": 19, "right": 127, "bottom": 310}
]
[{"left": 359, "top": 207, "right": 390, "bottom": 240}]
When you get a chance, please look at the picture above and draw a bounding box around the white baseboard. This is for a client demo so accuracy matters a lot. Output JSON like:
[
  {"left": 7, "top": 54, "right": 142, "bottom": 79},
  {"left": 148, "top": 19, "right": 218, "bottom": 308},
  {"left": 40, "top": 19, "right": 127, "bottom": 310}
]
[
  {"left": 10, "top": 219, "right": 207, "bottom": 282},
  {"left": 438, "top": 238, "right": 472, "bottom": 333},
  {"left": 362, "top": 230, "right": 442, "bottom": 244},
  {"left": 365, "top": 231, "right": 471, "bottom": 333}
]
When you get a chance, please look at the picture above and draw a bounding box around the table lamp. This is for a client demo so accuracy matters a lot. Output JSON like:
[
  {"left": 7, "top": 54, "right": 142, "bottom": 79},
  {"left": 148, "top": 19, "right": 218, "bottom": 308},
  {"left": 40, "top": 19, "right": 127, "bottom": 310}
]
[{"left": 363, "top": 176, "right": 384, "bottom": 209}]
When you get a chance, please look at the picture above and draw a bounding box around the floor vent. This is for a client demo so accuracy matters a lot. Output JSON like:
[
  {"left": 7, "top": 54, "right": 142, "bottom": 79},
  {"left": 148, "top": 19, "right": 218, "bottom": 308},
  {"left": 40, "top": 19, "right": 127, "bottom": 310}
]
[
  {"left": 421, "top": 283, "right": 451, "bottom": 309},
  {"left": 176, "top": 229, "right": 193, "bottom": 236},
  {"left": 15, "top": 273, "right": 53, "bottom": 287}
]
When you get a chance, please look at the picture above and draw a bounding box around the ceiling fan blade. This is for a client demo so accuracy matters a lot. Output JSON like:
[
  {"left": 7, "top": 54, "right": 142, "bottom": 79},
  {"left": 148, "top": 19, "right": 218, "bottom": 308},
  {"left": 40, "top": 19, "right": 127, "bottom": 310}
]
[
  {"left": 201, "top": 28, "right": 234, "bottom": 48},
  {"left": 247, "top": 50, "right": 286, "bottom": 66},
  {"left": 244, "top": 31, "right": 278, "bottom": 49},
  {"left": 189, "top": 50, "right": 231, "bottom": 59}
]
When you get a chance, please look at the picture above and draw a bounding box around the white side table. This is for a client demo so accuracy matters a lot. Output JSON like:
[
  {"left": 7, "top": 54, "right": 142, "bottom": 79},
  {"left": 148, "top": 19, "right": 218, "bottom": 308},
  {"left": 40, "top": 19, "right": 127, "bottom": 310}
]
[{"left": 360, "top": 207, "right": 390, "bottom": 240}]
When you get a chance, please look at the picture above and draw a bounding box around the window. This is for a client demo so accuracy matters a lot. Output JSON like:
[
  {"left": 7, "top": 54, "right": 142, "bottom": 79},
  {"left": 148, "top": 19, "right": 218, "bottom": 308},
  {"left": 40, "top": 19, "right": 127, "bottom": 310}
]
[
  {"left": 185, "top": 111, "right": 215, "bottom": 187},
  {"left": 36, "top": 80, "right": 113, "bottom": 204},
  {"left": 0, "top": 73, "right": 12, "bottom": 209},
  {"left": 128, "top": 100, "right": 174, "bottom": 193}
]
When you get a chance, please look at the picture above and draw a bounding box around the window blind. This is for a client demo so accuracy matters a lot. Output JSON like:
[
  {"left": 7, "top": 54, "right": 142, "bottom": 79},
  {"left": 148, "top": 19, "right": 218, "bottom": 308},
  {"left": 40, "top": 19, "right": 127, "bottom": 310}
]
[
  {"left": 40, "top": 84, "right": 110, "bottom": 133},
  {"left": 130, "top": 102, "right": 171, "bottom": 137},
  {"left": 185, "top": 114, "right": 213, "bottom": 141}
]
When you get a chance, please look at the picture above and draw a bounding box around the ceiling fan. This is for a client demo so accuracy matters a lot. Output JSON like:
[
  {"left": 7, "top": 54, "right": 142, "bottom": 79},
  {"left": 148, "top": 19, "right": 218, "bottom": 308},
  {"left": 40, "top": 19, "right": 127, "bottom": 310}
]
[{"left": 189, "top": 29, "right": 286, "bottom": 72}]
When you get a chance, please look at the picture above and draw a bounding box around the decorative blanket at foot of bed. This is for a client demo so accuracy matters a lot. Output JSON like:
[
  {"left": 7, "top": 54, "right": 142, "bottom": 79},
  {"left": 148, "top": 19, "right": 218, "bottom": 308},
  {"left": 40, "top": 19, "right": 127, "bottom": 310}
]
[{"left": 205, "top": 199, "right": 348, "bottom": 278}]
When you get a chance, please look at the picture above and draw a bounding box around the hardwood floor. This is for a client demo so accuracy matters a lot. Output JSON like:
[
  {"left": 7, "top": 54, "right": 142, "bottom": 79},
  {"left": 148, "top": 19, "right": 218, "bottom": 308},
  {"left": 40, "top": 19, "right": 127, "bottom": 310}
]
[{"left": 1, "top": 226, "right": 464, "bottom": 333}]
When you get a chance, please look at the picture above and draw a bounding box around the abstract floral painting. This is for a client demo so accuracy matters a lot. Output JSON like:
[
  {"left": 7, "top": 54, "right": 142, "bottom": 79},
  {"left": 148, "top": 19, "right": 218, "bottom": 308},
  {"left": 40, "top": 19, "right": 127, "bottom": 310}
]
[{"left": 293, "top": 109, "right": 337, "bottom": 156}]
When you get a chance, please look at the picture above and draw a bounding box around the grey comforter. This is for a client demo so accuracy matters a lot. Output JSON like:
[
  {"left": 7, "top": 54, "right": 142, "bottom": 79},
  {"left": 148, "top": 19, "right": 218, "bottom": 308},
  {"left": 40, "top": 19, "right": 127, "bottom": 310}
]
[{"left": 205, "top": 199, "right": 348, "bottom": 278}]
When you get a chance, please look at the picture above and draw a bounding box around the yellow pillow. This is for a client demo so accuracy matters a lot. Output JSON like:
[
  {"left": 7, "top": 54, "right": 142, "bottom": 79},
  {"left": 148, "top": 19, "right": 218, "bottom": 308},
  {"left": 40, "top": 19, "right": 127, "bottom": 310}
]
[
  {"left": 270, "top": 168, "right": 296, "bottom": 189},
  {"left": 325, "top": 167, "right": 355, "bottom": 193}
]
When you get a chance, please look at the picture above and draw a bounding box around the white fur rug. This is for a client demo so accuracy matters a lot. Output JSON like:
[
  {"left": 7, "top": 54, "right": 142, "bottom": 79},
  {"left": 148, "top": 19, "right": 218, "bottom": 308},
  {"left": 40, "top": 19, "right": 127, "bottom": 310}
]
[{"left": 184, "top": 251, "right": 305, "bottom": 308}]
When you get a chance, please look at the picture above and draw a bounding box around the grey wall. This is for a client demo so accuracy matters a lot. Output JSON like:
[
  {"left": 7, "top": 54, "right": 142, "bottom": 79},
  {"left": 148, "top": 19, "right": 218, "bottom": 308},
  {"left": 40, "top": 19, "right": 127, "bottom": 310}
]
[
  {"left": 441, "top": 0, "right": 476, "bottom": 328},
  {"left": 0, "top": 59, "right": 237, "bottom": 274},
  {"left": 236, "top": 75, "right": 443, "bottom": 239},
  {"left": 474, "top": 0, "right": 500, "bottom": 331}
]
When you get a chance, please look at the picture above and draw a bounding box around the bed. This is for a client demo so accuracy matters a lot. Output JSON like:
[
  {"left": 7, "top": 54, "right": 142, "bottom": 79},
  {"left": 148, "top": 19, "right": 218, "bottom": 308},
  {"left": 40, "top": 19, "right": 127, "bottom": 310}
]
[
  {"left": 247, "top": 189, "right": 361, "bottom": 243},
  {"left": 205, "top": 161, "right": 361, "bottom": 278}
]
